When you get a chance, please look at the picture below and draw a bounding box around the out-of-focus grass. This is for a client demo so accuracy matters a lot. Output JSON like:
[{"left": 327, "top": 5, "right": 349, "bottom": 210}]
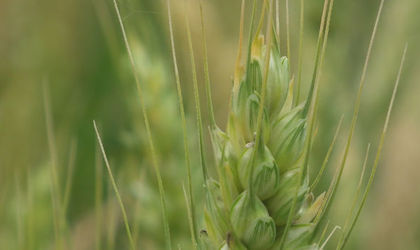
[{"left": 0, "top": 0, "right": 419, "bottom": 249}]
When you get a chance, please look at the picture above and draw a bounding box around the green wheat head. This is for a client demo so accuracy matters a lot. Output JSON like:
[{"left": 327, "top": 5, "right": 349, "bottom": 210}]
[
  {"left": 173, "top": 0, "right": 407, "bottom": 249},
  {"left": 106, "top": 0, "right": 407, "bottom": 249},
  {"left": 200, "top": 2, "right": 325, "bottom": 249}
]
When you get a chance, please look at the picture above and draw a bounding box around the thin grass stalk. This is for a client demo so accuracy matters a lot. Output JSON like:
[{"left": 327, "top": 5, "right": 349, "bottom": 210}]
[
  {"left": 93, "top": 121, "right": 135, "bottom": 250},
  {"left": 110, "top": 0, "right": 172, "bottom": 248},
  {"left": 166, "top": 1, "right": 198, "bottom": 247}
]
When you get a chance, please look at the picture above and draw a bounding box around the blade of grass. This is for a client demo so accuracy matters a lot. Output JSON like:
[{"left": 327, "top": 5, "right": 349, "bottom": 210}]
[
  {"left": 93, "top": 121, "right": 135, "bottom": 250},
  {"left": 338, "top": 44, "right": 408, "bottom": 250},
  {"left": 167, "top": 0, "right": 197, "bottom": 247},
  {"left": 111, "top": 0, "right": 171, "bottom": 248}
]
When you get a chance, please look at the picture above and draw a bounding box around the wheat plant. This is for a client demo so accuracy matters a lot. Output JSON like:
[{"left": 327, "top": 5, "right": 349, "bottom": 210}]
[
  {"left": 161, "top": 0, "right": 408, "bottom": 249},
  {"left": 1, "top": 0, "right": 415, "bottom": 249}
]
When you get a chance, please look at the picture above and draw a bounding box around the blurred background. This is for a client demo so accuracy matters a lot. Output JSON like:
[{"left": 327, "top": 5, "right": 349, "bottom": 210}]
[{"left": 0, "top": 0, "right": 419, "bottom": 249}]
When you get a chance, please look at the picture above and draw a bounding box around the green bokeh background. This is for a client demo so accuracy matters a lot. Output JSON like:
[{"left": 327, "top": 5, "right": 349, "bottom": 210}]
[{"left": 1, "top": 0, "right": 419, "bottom": 249}]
